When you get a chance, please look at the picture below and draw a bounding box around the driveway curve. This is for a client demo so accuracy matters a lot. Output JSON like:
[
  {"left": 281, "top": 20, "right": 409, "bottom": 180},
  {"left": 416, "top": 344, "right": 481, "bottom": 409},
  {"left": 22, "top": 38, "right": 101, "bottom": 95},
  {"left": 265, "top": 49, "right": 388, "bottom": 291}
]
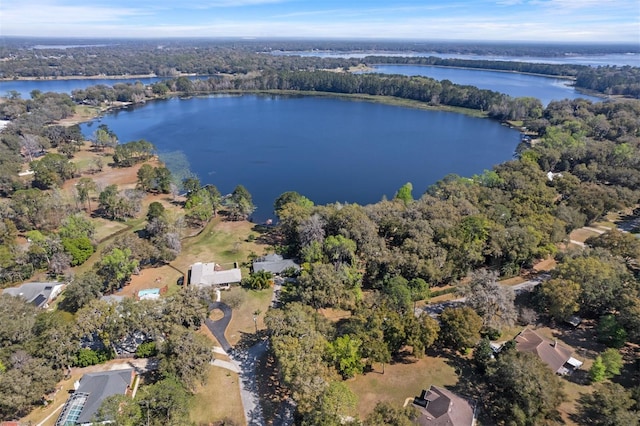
[{"left": 205, "top": 301, "right": 233, "bottom": 352}]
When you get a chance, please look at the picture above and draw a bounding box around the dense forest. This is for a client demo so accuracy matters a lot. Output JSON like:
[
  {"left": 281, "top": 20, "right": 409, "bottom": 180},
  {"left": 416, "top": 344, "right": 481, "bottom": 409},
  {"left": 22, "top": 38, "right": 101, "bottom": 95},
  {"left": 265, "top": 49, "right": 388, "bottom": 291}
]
[
  {"left": 0, "top": 41, "right": 639, "bottom": 424},
  {"left": 2, "top": 38, "right": 639, "bottom": 97}
]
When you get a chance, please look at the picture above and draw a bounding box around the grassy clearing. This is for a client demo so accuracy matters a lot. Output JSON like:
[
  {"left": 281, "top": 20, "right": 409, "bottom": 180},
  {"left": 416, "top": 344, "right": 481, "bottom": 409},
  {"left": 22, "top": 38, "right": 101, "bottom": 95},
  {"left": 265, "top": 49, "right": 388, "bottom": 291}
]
[
  {"left": 223, "top": 286, "right": 273, "bottom": 347},
  {"left": 569, "top": 228, "right": 601, "bottom": 243},
  {"left": 346, "top": 355, "right": 458, "bottom": 419},
  {"left": 190, "top": 365, "right": 246, "bottom": 426}
]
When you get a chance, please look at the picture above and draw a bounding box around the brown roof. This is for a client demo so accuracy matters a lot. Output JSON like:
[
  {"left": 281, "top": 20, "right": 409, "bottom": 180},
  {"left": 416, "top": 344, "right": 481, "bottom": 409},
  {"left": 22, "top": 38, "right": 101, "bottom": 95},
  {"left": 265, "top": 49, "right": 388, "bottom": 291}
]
[
  {"left": 414, "top": 386, "right": 476, "bottom": 426},
  {"left": 514, "top": 328, "right": 573, "bottom": 373}
]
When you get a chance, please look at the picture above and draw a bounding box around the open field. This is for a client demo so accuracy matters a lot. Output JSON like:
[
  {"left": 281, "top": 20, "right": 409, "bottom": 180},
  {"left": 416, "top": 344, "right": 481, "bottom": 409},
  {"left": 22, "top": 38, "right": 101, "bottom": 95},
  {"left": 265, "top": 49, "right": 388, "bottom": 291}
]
[
  {"left": 346, "top": 354, "right": 458, "bottom": 419},
  {"left": 190, "top": 365, "right": 246, "bottom": 426}
]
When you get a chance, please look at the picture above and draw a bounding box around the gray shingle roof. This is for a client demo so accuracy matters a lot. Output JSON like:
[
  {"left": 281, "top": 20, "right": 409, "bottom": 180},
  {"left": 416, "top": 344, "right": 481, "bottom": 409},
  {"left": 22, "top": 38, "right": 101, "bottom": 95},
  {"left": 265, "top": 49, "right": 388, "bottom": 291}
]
[
  {"left": 2, "top": 282, "right": 64, "bottom": 307},
  {"left": 75, "top": 369, "right": 134, "bottom": 424},
  {"left": 253, "top": 254, "right": 300, "bottom": 274}
]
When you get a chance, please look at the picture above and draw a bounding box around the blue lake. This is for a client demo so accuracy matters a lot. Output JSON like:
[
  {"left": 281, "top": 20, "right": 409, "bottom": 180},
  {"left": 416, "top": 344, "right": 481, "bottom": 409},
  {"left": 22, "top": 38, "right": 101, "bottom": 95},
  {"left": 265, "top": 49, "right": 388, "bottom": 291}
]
[
  {"left": 80, "top": 95, "right": 519, "bottom": 222},
  {"left": 366, "top": 64, "right": 602, "bottom": 106}
]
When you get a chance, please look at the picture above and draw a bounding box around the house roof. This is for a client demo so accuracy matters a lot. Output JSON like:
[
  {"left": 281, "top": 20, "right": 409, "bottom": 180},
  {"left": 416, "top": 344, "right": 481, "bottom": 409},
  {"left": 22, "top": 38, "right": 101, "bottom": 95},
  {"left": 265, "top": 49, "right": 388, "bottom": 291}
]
[
  {"left": 189, "top": 262, "right": 242, "bottom": 286},
  {"left": 253, "top": 254, "right": 300, "bottom": 274},
  {"left": 2, "top": 282, "right": 64, "bottom": 308},
  {"left": 413, "top": 386, "right": 476, "bottom": 426},
  {"left": 56, "top": 369, "right": 134, "bottom": 425},
  {"left": 514, "top": 328, "right": 573, "bottom": 374}
]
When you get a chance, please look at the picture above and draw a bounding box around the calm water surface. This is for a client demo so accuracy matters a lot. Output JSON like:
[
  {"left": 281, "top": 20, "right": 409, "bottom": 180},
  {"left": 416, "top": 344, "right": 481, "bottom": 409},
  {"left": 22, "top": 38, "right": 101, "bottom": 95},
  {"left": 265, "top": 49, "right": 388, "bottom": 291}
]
[
  {"left": 367, "top": 64, "right": 602, "bottom": 105},
  {"left": 81, "top": 95, "right": 519, "bottom": 222}
]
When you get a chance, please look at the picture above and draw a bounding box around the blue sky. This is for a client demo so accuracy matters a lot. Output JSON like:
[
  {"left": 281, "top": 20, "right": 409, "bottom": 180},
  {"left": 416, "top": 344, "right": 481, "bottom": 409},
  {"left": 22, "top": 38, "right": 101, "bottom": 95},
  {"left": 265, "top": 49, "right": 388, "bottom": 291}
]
[{"left": 2, "top": 0, "right": 639, "bottom": 42}]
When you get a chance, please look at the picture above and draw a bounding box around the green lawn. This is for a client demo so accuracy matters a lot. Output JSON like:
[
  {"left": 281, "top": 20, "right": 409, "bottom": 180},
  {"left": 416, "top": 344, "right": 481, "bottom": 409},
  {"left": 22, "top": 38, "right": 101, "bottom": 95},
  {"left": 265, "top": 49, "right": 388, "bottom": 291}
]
[{"left": 346, "top": 355, "right": 459, "bottom": 419}]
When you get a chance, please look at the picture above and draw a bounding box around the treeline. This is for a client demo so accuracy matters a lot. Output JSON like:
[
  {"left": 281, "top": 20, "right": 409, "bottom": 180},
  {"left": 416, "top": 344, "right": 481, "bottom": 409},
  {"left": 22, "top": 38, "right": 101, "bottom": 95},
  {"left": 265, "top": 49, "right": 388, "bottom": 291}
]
[
  {"left": 146, "top": 71, "right": 544, "bottom": 121},
  {"left": 576, "top": 66, "right": 640, "bottom": 97},
  {"left": 366, "top": 55, "right": 640, "bottom": 97},
  {"left": 0, "top": 41, "right": 359, "bottom": 79},
  {"left": 365, "top": 55, "right": 585, "bottom": 77}
]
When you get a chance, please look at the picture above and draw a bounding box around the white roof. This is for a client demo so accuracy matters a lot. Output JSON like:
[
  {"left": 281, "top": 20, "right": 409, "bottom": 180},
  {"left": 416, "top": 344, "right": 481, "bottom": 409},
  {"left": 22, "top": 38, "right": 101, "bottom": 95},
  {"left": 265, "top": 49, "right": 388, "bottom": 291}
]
[{"left": 190, "top": 262, "right": 242, "bottom": 286}]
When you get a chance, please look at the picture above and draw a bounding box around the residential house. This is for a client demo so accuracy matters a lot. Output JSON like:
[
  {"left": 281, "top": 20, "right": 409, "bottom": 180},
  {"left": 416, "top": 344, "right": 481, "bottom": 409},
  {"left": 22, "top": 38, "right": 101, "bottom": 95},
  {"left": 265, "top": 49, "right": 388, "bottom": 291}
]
[
  {"left": 187, "top": 262, "right": 242, "bottom": 288},
  {"left": 412, "top": 385, "right": 476, "bottom": 426},
  {"left": 514, "top": 328, "right": 583, "bottom": 375},
  {"left": 2, "top": 281, "right": 65, "bottom": 308},
  {"left": 55, "top": 369, "right": 136, "bottom": 425},
  {"left": 252, "top": 253, "right": 300, "bottom": 275}
]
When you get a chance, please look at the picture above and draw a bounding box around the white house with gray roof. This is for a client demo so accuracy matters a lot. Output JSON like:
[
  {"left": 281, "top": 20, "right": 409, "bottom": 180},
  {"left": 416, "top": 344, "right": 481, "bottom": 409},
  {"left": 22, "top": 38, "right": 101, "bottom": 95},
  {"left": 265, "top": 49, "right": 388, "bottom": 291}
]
[
  {"left": 55, "top": 368, "right": 136, "bottom": 425},
  {"left": 252, "top": 254, "right": 300, "bottom": 275},
  {"left": 187, "top": 262, "right": 242, "bottom": 288},
  {"left": 2, "top": 281, "right": 65, "bottom": 308}
]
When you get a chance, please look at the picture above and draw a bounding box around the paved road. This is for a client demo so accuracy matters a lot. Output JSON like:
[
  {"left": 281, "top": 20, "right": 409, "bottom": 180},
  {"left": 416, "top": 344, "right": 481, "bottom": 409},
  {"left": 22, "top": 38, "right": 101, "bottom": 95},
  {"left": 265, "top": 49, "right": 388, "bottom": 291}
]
[
  {"left": 205, "top": 301, "right": 266, "bottom": 425},
  {"left": 205, "top": 301, "right": 233, "bottom": 352},
  {"left": 417, "top": 274, "right": 550, "bottom": 318}
]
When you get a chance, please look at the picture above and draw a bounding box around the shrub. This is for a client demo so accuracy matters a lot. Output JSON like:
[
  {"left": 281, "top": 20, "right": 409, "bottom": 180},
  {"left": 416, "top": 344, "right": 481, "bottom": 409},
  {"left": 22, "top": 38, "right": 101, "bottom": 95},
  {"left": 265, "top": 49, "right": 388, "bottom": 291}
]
[
  {"left": 135, "top": 341, "right": 158, "bottom": 358},
  {"left": 72, "top": 348, "right": 113, "bottom": 367}
]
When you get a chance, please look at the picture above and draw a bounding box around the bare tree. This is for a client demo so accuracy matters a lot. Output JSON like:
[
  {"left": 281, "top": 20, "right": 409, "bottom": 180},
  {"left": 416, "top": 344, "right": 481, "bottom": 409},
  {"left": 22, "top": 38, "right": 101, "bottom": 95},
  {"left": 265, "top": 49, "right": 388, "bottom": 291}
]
[{"left": 459, "top": 269, "right": 517, "bottom": 331}]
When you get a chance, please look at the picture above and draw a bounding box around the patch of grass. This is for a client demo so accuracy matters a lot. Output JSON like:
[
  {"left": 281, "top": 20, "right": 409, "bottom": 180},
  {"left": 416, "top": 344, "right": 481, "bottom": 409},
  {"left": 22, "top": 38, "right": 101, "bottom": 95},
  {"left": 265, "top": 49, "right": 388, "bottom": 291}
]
[
  {"left": 21, "top": 371, "right": 84, "bottom": 426},
  {"left": 569, "top": 228, "right": 601, "bottom": 244},
  {"left": 346, "top": 355, "right": 458, "bottom": 419},
  {"left": 223, "top": 286, "right": 273, "bottom": 347},
  {"left": 190, "top": 365, "right": 245, "bottom": 426},
  {"left": 93, "top": 217, "right": 130, "bottom": 242}
]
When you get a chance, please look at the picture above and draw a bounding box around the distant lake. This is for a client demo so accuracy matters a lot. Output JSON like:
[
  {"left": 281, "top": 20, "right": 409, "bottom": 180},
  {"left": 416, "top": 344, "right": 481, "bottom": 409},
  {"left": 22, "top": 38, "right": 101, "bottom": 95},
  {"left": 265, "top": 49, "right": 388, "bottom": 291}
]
[
  {"left": 272, "top": 50, "right": 640, "bottom": 67},
  {"left": 365, "top": 64, "right": 602, "bottom": 106},
  {"left": 0, "top": 76, "right": 209, "bottom": 99},
  {"left": 80, "top": 95, "right": 519, "bottom": 222}
]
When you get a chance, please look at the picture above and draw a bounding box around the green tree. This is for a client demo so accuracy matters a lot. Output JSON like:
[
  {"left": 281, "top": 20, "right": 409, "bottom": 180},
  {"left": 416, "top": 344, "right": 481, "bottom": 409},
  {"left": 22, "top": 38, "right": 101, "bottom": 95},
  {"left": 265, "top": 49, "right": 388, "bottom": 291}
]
[
  {"left": 95, "top": 247, "right": 138, "bottom": 293},
  {"left": 95, "top": 394, "right": 142, "bottom": 425},
  {"left": 600, "top": 348, "right": 624, "bottom": 378},
  {"left": 597, "top": 314, "right": 628, "bottom": 348},
  {"left": 30, "top": 153, "right": 76, "bottom": 189},
  {"left": 579, "top": 382, "right": 640, "bottom": 426},
  {"left": 75, "top": 177, "right": 97, "bottom": 212},
  {"left": 539, "top": 278, "right": 582, "bottom": 322},
  {"left": 405, "top": 314, "right": 440, "bottom": 358},
  {"left": 243, "top": 270, "right": 273, "bottom": 290},
  {"left": 364, "top": 402, "right": 417, "bottom": 426},
  {"left": 485, "top": 350, "right": 566, "bottom": 425},
  {"left": 62, "top": 236, "right": 94, "bottom": 266},
  {"left": 394, "top": 182, "right": 414, "bottom": 204},
  {"left": 159, "top": 326, "right": 213, "bottom": 390},
  {"left": 303, "top": 381, "right": 358, "bottom": 426},
  {"left": 327, "top": 334, "right": 363, "bottom": 379},
  {"left": 438, "top": 306, "right": 483, "bottom": 352},
  {"left": 324, "top": 234, "right": 357, "bottom": 266},
  {"left": 473, "top": 337, "right": 494, "bottom": 373},
  {"left": 59, "top": 271, "right": 103, "bottom": 313},
  {"left": 590, "top": 356, "right": 607, "bottom": 383},
  {"left": 137, "top": 377, "right": 192, "bottom": 426},
  {"left": 147, "top": 201, "right": 165, "bottom": 221},
  {"left": 227, "top": 184, "right": 255, "bottom": 220}
]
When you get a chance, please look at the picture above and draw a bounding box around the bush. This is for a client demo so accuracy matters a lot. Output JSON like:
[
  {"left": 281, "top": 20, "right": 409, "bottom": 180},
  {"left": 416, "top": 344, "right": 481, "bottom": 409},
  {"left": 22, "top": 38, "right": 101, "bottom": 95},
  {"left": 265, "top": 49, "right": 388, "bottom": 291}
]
[
  {"left": 135, "top": 341, "right": 158, "bottom": 358},
  {"left": 62, "top": 236, "right": 95, "bottom": 266},
  {"left": 72, "top": 348, "right": 113, "bottom": 367}
]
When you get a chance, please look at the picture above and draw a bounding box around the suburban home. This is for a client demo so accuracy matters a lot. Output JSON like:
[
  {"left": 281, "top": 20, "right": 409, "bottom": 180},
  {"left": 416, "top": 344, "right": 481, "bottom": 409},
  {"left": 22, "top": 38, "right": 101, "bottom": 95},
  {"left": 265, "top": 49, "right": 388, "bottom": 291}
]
[
  {"left": 2, "top": 281, "right": 65, "bottom": 308},
  {"left": 55, "top": 369, "right": 137, "bottom": 425},
  {"left": 187, "top": 262, "right": 242, "bottom": 288},
  {"left": 514, "top": 328, "right": 583, "bottom": 375},
  {"left": 412, "top": 385, "right": 476, "bottom": 426},
  {"left": 252, "top": 253, "right": 300, "bottom": 275}
]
